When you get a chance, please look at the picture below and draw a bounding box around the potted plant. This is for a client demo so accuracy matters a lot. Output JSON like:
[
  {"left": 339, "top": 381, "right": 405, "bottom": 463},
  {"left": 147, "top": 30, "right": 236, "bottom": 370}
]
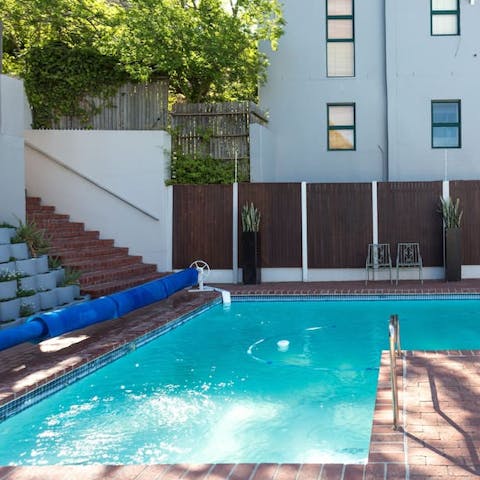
[
  {"left": 9, "top": 242, "right": 29, "bottom": 261},
  {"left": 0, "top": 244, "right": 10, "bottom": 263},
  {"left": 439, "top": 196, "right": 463, "bottom": 282},
  {"left": 11, "top": 220, "right": 50, "bottom": 258},
  {"left": 0, "top": 223, "right": 15, "bottom": 244},
  {"left": 49, "top": 256, "right": 65, "bottom": 285},
  {"left": 0, "top": 297, "right": 20, "bottom": 323},
  {"left": 241, "top": 202, "right": 261, "bottom": 284},
  {"left": 59, "top": 267, "right": 82, "bottom": 301},
  {"left": 0, "top": 271, "right": 18, "bottom": 301},
  {"left": 17, "top": 288, "right": 40, "bottom": 313}
]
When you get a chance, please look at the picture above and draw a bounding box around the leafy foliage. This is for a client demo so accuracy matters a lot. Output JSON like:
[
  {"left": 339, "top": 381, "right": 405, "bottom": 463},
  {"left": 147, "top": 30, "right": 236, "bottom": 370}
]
[
  {"left": 25, "top": 41, "right": 129, "bottom": 128},
  {"left": 241, "top": 202, "right": 261, "bottom": 232},
  {"left": 1, "top": 0, "right": 284, "bottom": 110},
  {"left": 11, "top": 220, "right": 50, "bottom": 257},
  {"left": 168, "top": 151, "right": 249, "bottom": 185},
  {"left": 439, "top": 196, "right": 463, "bottom": 229}
]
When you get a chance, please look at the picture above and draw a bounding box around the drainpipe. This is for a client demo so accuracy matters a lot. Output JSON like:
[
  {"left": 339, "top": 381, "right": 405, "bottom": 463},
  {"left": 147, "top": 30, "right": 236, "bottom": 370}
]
[{"left": 383, "top": 0, "right": 390, "bottom": 181}]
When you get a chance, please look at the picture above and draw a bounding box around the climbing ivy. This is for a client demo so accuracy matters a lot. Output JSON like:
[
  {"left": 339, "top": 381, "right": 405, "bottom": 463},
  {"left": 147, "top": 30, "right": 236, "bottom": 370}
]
[
  {"left": 24, "top": 41, "right": 129, "bottom": 128},
  {"left": 167, "top": 151, "right": 249, "bottom": 185}
]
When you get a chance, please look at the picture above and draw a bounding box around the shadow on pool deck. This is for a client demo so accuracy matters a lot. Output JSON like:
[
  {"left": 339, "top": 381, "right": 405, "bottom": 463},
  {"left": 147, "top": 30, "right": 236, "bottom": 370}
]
[{"left": 1, "top": 279, "right": 480, "bottom": 479}]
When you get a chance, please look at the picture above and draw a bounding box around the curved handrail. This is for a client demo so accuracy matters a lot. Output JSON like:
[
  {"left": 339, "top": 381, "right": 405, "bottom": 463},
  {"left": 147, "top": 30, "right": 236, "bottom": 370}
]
[{"left": 25, "top": 140, "right": 160, "bottom": 221}]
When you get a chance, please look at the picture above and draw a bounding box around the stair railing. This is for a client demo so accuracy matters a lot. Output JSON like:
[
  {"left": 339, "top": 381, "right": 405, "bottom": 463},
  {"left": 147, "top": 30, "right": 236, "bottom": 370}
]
[
  {"left": 25, "top": 141, "right": 160, "bottom": 221},
  {"left": 389, "top": 314, "right": 402, "bottom": 430}
]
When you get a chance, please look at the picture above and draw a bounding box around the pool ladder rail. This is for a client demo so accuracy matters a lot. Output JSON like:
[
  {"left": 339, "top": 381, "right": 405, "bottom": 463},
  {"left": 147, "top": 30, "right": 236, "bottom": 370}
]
[{"left": 389, "top": 314, "right": 402, "bottom": 430}]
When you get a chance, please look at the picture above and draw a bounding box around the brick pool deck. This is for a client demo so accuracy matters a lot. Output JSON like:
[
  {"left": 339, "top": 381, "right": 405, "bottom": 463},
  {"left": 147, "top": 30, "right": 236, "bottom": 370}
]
[{"left": 1, "top": 280, "right": 480, "bottom": 479}]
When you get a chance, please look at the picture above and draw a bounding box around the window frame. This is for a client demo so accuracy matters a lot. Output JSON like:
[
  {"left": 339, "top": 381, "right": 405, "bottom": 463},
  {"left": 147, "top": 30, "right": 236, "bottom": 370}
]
[
  {"left": 430, "top": 0, "right": 460, "bottom": 36},
  {"left": 326, "top": 0, "right": 355, "bottom": 77},
  {"left": 327, "top": 103, "right": 356, "bottom": 151},
  {"left": 431, "top": 100, "right": 461, "bottom": 149}
]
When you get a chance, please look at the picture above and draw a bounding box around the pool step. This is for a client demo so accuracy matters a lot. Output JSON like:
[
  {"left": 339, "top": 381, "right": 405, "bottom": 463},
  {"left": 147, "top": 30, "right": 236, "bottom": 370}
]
[{"left": 26, "top": 196, "right": 164, "bottom": 298}]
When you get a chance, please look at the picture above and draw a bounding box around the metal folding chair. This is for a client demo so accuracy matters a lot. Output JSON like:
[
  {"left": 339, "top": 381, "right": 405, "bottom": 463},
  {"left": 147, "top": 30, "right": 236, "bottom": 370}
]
[
  {"left": 365, "top": 243, "right": 392, "bottom": 284},
  {"left": 396, "top": 242, "right": 423, "bottom": 285}
]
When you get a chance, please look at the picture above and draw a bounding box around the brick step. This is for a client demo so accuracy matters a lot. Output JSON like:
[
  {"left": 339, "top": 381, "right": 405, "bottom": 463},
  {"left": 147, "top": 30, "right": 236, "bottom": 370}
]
[
  {"left": 25, "top": 197, "right": 42, "bottom": 207},
  {"left": 64, "top": 254, "right": 143, "bottom": 273},
  {"left": 26, "top": 196, "right": 163, "bottom": 298},
  {"left": 49, "top": 229, "right": 100, "bottom": 241},
  {"left": 35, "top": 219, "right": 85, "bottom": 233},
  {"left": 80, "top": 263, "right": 158, "bottom": 286},
  {"left": 81, "top": 272, "right": 164, "bottom": 298},
  {"left": 27, "top": 213, "right": 71, "bottom": 223},
  {"left": 50, "top": 238, "right": 115, "bottom": 250},
  {"left": 26, "top": 205, "right": 55, "bottom": 214},
  {"left": 50, "top": 246, "right": 129, "bottom": 261}
]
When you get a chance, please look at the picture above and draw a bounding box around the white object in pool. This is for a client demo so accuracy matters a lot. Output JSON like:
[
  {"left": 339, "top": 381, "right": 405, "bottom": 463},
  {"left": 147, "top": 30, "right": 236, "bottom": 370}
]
[{"left": 277, "top": 340, "right": 290, "bottom": 352}]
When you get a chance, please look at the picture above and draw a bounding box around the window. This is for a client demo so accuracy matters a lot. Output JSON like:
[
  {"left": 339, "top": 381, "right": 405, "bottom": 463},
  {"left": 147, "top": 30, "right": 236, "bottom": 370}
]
[
  {"left": 328, "top": 103, "right": 356, "bottom": 150},
  {"left": 431, "top": 100, "right": 461, "bottom": 148},
  {"left": 326, "top": 0, "right": 354, "bottom": 77},
  {"left": 431, "top": 0, "right": 459, "bottom": 35}
]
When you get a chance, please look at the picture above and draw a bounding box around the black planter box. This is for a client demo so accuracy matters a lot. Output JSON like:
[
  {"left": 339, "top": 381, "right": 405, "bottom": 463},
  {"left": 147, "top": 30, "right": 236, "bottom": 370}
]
[
  {"left": 445, "top": 227, "right": 462, "bottom": 282},
  {"left": 242, "top": 232, "right": 261, "bottom": 284}
]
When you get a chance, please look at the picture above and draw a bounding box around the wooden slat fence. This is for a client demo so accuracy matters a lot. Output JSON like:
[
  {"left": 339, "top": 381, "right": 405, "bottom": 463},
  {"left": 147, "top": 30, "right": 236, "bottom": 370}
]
[
  {"left": 450, "top": 181, "right": 480, "bottom": 265},
  {"left": 54, "top": 80, "right": 169, "bottom": 130},
  {"left": 173, "top": 185, "right": 233, "bottom": 269},
  {"left": 172, "top": 180, "right": 473, "bottom": 272},
  {"left": 171, "top": 102, "right": 268, "bottom": 182},
  {"left": 307, "top": 183, "right": 372, "bottom": 268},
  {"left": 239, "top": 183, "right": 302, "bottom": 268},
  {"left": 378, "top": 182, "right": 443, "bottom": 267}
]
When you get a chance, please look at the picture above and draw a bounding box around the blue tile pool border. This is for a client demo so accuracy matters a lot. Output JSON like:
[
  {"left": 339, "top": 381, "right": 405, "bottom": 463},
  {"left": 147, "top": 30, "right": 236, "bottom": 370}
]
[
  {"left": 2, "top": 291, "right": 480, "bottom": 423},
  {"left": 232, "top": 293, "right": 480, "bottom": 301},
  {"left": 0, "top": 297, "right": 221, "bottom": 423}
]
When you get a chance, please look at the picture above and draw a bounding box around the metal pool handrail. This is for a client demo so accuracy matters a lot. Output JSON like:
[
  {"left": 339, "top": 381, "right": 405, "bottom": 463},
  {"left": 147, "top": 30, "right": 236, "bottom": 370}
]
[{"left": 389, "top": 314, "right": 402, "bottom": 430}]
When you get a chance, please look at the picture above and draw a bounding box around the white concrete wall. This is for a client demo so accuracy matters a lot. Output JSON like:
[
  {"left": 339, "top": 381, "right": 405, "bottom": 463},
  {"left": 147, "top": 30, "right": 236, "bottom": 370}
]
[
  {"left": 249, "top": 123, "right": 275, "bottom": 182},
  {"left": 386, "top": 0, "right": 480, "bottom": 181},
  {"left": 258, "top": 0, "right": 388, "bottom": 182},
  {"left": 24, "top": 130, "right": 172, "bottom": 271},
  {"left": 0, "top": 75, "right": 25, "bottom": 225}
]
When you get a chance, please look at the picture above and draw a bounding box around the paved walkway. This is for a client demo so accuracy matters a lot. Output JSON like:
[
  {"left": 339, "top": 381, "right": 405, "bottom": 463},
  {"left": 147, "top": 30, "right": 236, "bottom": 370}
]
[{"left": 1, "top": 280, "right": 480, "bottom": 479}]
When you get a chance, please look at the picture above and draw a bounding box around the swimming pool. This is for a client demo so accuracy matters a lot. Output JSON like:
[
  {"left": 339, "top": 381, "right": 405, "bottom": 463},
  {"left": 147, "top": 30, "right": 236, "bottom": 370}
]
[{"left": 1, "top": 296, "right": 480, "bottom": 466}]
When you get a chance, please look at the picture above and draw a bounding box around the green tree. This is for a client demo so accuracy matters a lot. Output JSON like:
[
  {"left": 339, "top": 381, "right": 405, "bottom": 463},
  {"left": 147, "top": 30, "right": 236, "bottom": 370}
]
[
  {"left": 109, "top": 0, "right": 284, "bottom": 101},
  {"left": 1, "top": 0, "right": 284, "bottom": 106}
]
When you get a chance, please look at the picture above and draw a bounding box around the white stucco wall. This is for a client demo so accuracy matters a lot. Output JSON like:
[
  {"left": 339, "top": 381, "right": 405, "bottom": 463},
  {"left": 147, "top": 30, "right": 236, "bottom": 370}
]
[
  {"left": 0, "top": 75, "right": 25, "bottom": 225},
  {"left": 386, "top": 0, "right": 480, "bottom": 181},
  {"left": 24, "top": 130, "right": 172, "bottom": 271},
  {"left": 249, "top": 123, "right": 275, "bottom": 182},
  {"left": 258, "top": 0, "right": 388, "bottom": 182}
]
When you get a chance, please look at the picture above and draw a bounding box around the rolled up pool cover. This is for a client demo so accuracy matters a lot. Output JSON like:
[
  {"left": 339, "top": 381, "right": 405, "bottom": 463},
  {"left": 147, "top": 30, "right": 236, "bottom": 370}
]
[
  {"left": 0, "top": 268, "right": 198, "bottom": 352},
  {"left": 109, "top": 268, "right": 197, "bottom": 316},
  {"left": 33, "top": 296, "right": 118, "bottom": 338},
  {"left": 0, "top": 320, "right": 47, "bottom": 351}
]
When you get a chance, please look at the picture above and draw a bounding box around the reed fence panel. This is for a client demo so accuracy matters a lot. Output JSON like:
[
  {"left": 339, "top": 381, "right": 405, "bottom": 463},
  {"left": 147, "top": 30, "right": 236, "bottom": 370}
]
[
  {"left": 450, "top": 180, "right": 480, "bottom": 265},
  {"left": 378, "top": 182, "right": 443, "bottom": 267},
  {"left": 173, "top": 185, "right": 232, "bottom": 269},
  {"left": 171, "top": 102, "right": 268, "bottom": 182},
  {"left": 238, "top": 183, "right": 302, "bottom": 268},
  {"left": 307, "top": 183, "right": 372, "bottom": 268},
  {"left": 54, "top": 81, "right": 169, "bottom": 130}
]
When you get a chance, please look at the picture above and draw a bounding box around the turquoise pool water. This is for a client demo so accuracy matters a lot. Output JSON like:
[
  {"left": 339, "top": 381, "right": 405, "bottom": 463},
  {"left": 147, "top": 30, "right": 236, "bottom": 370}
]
[{"left": 1, "top": 298, "right": 480, "bottom": 466}]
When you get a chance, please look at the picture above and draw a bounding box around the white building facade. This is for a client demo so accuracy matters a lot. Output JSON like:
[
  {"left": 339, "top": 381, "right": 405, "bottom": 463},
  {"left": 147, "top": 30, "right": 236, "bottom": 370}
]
[{"left": 255, "top": 0, "right": 480, "bottom": 183}]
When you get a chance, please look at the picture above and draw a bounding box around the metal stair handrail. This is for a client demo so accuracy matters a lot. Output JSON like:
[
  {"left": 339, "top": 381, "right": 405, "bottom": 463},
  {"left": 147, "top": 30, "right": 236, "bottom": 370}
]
[{"left": 25, "top": 140, "right": 160, "bottom": 221}]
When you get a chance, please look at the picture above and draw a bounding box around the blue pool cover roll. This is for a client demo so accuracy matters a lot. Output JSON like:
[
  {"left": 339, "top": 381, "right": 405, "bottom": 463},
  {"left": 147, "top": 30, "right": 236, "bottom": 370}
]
[
  {"left": 34, "top": 296, "right": 118, "bottom": 338},
  {"left": 109, "top": 279, "right": 168, "bottom": 317},
  {"left": 109, "top": 268, "right": 197, "bottom": 316},
  {"left": 0, "top": 268, "right": 199, "bottom": 352},
  {"left": 163, "top": 268, "right": 198, "bottom": 297},
  {"left": 0, "top": 320, "right": 46, "bottom": 351}
]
